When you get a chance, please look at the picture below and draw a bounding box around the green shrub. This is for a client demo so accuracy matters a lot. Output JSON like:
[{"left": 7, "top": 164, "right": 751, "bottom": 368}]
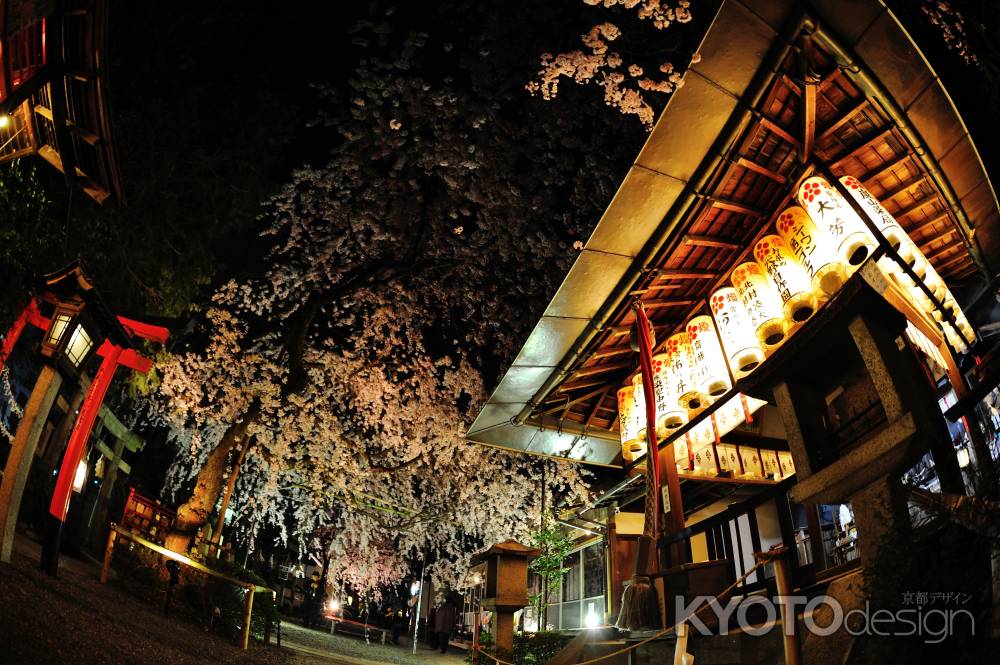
[{"left": 470, "top": 630, "right": 573, "bottom": 665}]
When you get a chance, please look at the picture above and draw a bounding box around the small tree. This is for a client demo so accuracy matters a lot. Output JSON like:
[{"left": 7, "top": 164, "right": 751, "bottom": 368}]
[{"left": 527, "top": 516, "right": 574, "bottom": 631}]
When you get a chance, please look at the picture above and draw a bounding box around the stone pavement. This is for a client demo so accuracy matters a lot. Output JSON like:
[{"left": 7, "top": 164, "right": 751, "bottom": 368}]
[{"left": 280, "top": 621, "right": 468, "bottom": 665}]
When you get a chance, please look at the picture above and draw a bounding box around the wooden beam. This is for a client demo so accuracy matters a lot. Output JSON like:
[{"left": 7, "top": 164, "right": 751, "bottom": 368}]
[
  {"left": 924, "top": 238, "right": 963, "bottom": 262},
  {"left": 893, "top": 195, "right": 939, "bottom": 222},
  {"left": 558, "top": 377, "right": 614, "bottom": 393},
  {"left": 633, "top": 284, "right": 685, "bottom": 295},
  {"left": 802, "top": 83, "right": 817, "bottom": 162},
  {"left": 933, "top": 250, "right": 971, "bottom": 273},
  {"left": 818, "top": 67, "right": 843, "bottom": 93},
  {"left": 737, "top": 156, "right": 787, "bottom": 184},
  {"left": 683, "top": 234, "right": 740, "bottom": 250},
  {"left": 917, "top": 227, "right": 958, "bottom": 250},
  {"left": 710, "top": 198, "right": 764, "bottom": 218},
  {"left": 644, "top": 298, "right": 699, "bottom": 310},
  {"left": 816, "top": 99, "right": 868, "bottom": 145},
  {"left": 656, "top": 270, "right": 718, "bottom": 280},
  {"left": 572, "top": 360, "right": 634, "bottom": 379},
  {"left": 942, "top": 262, "right": 977, "bottom": 280},
  {"left": 591, "top": 346, "right": 634, "bottom": 360},
  {"left": 760, "top": 117, "right": 800, "bottom": 148},
  {"left": 906, "top": 211, "right": 952, "bottom": 239},
  {"left": 831, "top": 126, "right": 895, "bottom": 168},
  {"left": 860, "top": 152, "right": 913, "bottom": 184},
  {"left": 540, "top": 386, "right": 609, "bottom": 415},
  {"left": 879, "top": 174, "right": 928, "bottom": 204},
  {"left": 584, "top": 387, "right": 613, "bottom": 430}
]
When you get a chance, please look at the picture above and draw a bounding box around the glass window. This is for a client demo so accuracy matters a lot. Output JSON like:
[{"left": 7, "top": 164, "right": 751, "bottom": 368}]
[
  {"left": 47, "top": 313, "right": 72, "bottom": 346},
  {"left": 560, "top": 601, "right": 582, "bottom": 630},
  {"left": 562, "top": 553, "right": 581, "bottom": 602},
  {"left": 65, "top": 325, "right": 93, "bottom": 367},
  {"left": 546, "top": 604, "right": 560, "bottom": 632},
  {"left": 583, "top": 544, "right": 605, "bottom": 599}
]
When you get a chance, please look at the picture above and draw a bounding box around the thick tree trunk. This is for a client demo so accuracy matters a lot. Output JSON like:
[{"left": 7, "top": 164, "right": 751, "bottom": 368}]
[
  {"left": 165, "top": 403, "right": 259, "bottom": 554},
  {"left": 210, "top": 433, "right": 253, "bottom": 552}
]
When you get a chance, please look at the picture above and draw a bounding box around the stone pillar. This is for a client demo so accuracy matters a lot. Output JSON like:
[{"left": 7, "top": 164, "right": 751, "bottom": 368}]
[
  {"left": 0, "top": 365, "right": 63, "bottom": 562},
  {"left": 847, "top": 474, "right": 904, "bottom": 569},
  {"left": 474, "top": 540, "right": 540, "bottom": 656}
]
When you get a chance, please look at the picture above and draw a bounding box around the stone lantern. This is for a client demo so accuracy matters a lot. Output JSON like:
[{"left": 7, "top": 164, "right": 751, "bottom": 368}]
[{"left": 473, "top": 540, "right": 540, "bottom": 655}]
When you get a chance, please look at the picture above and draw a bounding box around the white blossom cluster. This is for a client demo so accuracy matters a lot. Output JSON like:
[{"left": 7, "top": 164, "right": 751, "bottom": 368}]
[{"left": 526, "top": 0, "right": 693, "bottom": 128}]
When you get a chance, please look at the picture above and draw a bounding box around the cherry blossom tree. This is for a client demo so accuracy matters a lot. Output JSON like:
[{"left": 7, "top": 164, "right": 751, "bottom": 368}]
[
  {"left": 150, "top": 10, "right": 644, "bottom": 593},
  {"left": 527, "top": 0, "right": 697, "bottom": 128}
]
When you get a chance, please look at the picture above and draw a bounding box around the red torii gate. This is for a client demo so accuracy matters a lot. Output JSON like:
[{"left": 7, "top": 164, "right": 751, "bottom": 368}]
[
  {"left": 48, "top": 316, "right": 168, "bottom": 522},
  {"left": 0, "top": 289, "right": 168, "bottom": 568}
]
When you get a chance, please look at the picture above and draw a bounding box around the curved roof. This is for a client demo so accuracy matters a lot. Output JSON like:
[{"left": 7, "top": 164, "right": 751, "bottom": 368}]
[{"left": 467, "top": 0, "right": 999, "bottom": 467}]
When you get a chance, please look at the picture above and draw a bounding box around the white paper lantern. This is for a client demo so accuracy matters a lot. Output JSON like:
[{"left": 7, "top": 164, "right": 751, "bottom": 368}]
[
  {"left": 666, "top": 332, "right": 707, "bottom": 410},
  {"left": 686, "top": 315, "right": 731, "bottom": 399},
  {"left": 754, "top": 234, "right": 818, "bottom": 324},
  {"left": 653, "top": 352, "right": 687, "bottom": 435},
  {"left": 798, "top": 176, "right": 877, "bottom": 268},
  {"left": 617, "top": 385, "right": 646, "bottom": 462},
  {"left": 775, "top": 206, "right": 847, "bottom": 296},
  {"left": 839, "top": 175, "right": 917, "bottom": 265},
  {"left": 731, "top": 261, "right": 786, "bottom": 348},
  {"left": 710, "top": 287, "right": 764, "bottom": 377}
]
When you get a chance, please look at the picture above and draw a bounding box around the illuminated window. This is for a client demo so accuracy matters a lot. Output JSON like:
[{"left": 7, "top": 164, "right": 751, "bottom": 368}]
[
  {"left": 47, "top": 313, "right": 72, "bottom": 346},
  {"left": 64, "top": 325, "right": 93, "bottom": 366}
]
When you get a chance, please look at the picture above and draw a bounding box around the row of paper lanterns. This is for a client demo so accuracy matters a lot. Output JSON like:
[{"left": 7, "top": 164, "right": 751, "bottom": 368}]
[{"left": 617, "top": 174, "right": 975, "bottom": 465}]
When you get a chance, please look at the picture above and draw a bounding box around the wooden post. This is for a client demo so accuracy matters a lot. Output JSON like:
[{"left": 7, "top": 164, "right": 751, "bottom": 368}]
[
  {"left": 472, "top": 608, "right": 481, "bottom": 665},
  {"left": 241, "top": 586, "right": 255, "bottom": 650},
  {"left": 100, "top": 526, "right": 118, "bottom": 584},
  {"left": 0, "top": 364, "right": 63, "bottom": 562},
  {"left": 769, "top": 547, "right": 801, "bottom": 665},
  {"left": 673, "top": 621, "right": 689, "bottom": 665}
]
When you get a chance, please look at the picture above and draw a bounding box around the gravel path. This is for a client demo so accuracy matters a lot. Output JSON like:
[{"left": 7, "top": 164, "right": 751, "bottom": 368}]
[
  {"left": 0, "top": 536, "right": 290, "bottom": 665},
  {"left": 0, "top": 534, "right": 470, "bottom": 665},
  {"left": 280, "top": 622, "right": 468, "bottom": 665}
]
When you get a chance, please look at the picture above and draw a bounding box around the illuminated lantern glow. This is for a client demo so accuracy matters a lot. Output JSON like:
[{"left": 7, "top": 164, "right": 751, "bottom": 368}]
[
  {"left": 731, "top": 261, "right": 786, "bottom": 348},
  {"left": 617, "top": 385, "right": 646, "bottom": 462},
  {"left": 917, "top": 259, "right": 948, "bottom": 302},
  {"left": 716, "top": 443, "right": 740, "bottom": 475},
  {"left": 666, "top": 332, "right": 706, "bottom": 410},
  {"left": 632, "top": 375, "right": 650, "bottom": 449},
  {"left": 688, "top": 419, "right": 716, "bottom": 475},
  {"left": 72, "top": 460, "right": 88, "bottom": 493},
  {"left": 686, "top": 315, "right": 731, "bottom": 399},
  {"left": 778, "top": 451, "right": 796, "bottom": 478},
  {"left": 798, "top": 176, "right": 877, "bottom": 267},
  {"left": 714, "top": 393, "right": 767, "bottom": 436},
  {"left": 710, "top": 287, "right": 764, "bottom": 376},
  {"left": 941, "top": 322, "right": 968, "bottom": 355},
  {"left": 839, "top": 175, "right": 916, "bottom": 265},
  {"left": 652, "top": 352, "right": 687, "bottom": 434},
  {"left": 775, "top": 206, "right": 846, "bottom": 296},
  {"left": 673, "top": 437, "right": 691, "bottom": 471},
  {"left": 738, "top": 446, "right": 764, "bottom": 478},
  {"left": 753, "top": 234, "right": 818, "bottom": 324},
  {"left": 761, "top": 449, "right": 781, "bottom": 478}
]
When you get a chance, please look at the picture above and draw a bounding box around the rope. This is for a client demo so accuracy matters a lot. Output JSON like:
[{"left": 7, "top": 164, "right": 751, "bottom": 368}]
[{"left": 475, "top": 557, "right": 771, "bottom": 665}]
